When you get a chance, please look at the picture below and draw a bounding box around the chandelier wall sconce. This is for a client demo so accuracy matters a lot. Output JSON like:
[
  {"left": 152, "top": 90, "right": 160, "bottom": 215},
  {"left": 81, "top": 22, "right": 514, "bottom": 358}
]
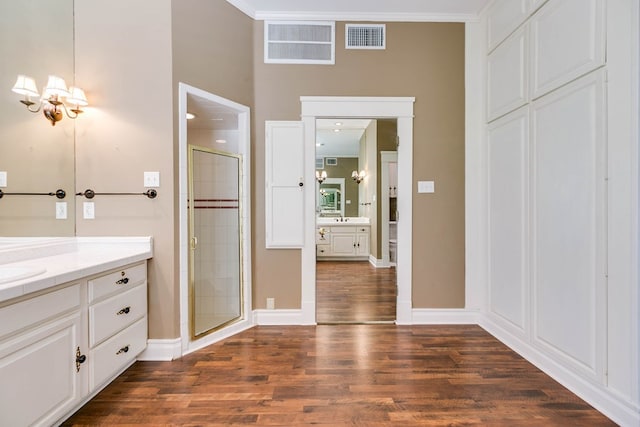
[{"left": 12, "top": 75, "right": 88, "bottom": 126}]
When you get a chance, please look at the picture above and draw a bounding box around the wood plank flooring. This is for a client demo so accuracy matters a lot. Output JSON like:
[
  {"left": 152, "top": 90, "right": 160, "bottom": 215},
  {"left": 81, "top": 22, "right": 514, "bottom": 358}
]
[
  {"left": 316, "top": 261, "right": 396, "bottom": 324},
  {"left": 63, "top": 325, "right": 614, "bottom": 426}
]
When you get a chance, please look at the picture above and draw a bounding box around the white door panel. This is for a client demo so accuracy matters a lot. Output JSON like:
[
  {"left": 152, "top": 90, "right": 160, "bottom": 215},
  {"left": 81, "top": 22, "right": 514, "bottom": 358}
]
[
  {"left": 265, "top": 121, "right": 305, "bottom": 248},
  {"left": 532, "top": 71, "right": 606, "bottom": 375}
]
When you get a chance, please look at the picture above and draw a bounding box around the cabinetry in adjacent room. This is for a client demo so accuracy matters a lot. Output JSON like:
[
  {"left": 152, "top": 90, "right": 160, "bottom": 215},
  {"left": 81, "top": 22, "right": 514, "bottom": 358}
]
[{"left": 316, "top": 225, "right": 370, "bottom": 259}]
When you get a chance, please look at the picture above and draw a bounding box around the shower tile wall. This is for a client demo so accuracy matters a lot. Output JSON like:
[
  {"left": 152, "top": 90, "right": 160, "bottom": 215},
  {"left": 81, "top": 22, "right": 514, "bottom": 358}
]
[{"left": 193, "top": 151, "right": 241, "bottom": 334}]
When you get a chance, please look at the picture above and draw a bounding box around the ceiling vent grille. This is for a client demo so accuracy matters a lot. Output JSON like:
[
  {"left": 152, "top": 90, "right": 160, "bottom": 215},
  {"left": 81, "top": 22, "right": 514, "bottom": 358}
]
[
  {"left": 346, "top": 24, "right": 386, "bottom": 50},
  {"left": 265, "top": 21, "right": 335, "bottom": 64}
]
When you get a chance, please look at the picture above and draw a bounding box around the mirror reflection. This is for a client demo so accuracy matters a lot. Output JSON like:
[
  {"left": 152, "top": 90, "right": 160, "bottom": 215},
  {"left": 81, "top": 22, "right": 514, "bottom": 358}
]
[{"left": 0, "top": 0, "right": 76, "bottom": 236}]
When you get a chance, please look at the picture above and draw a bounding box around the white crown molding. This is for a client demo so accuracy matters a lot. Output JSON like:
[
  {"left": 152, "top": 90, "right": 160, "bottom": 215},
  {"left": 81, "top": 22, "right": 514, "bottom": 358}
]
[{"left": 254, "top": 11, "right": 481, "bottom": 23}]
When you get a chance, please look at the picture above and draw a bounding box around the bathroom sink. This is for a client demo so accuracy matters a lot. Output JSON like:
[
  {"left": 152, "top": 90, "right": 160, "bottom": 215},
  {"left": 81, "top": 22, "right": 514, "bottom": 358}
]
[{"left": 0, "top": 266, "right": 47, "bottom": 284}]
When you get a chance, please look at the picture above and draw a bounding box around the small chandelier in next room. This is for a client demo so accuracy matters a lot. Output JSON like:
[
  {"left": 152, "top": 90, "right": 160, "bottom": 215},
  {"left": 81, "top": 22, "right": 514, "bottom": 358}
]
[
  {"left": 12, "top": 75, "right": 88, "bottom": 126},
  {"left": 352, "top": 170, "right": 365, "bottom": 184}
]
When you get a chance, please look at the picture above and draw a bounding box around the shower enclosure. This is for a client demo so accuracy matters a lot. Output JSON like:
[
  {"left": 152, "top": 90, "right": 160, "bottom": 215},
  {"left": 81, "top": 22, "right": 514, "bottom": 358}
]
[{"left": 188, "top": 145, "right": 243, "bottom": 338}]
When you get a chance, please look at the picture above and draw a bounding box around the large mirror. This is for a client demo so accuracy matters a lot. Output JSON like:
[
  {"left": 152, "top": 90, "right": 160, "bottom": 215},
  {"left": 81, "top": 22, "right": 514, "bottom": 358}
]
[
  {"left": 315, "top": 119, "right": 370, "bottom": 218},
  {"left": 0, "top": 0, "right": 76, "bottom": 236}
]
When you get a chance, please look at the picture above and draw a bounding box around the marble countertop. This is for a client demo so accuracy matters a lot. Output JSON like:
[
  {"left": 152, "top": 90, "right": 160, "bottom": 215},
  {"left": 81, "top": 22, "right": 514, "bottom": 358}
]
[{"left": 0, "top": 237, "right": 153, "bottom": 304}]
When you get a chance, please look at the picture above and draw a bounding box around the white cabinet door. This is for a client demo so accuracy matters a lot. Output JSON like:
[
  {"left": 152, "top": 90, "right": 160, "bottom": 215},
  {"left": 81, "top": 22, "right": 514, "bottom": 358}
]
[
  {"left": 487, "top": 0, "right": 529, "bottom": 51},
  {"left": 265, "top": 121, "right": 305, "bottom": 248},
  {"left": 488, "top": 106, "right": 528, "bottom": 330},
  {"left": 0, "top": 313, "right": 85, "bottom": 427},
  {"left": 356, "top": 232, "right": 369, "bottom": 256},
  {"left": 530, "top": 0, "right": 605, "bottom": 99},
  {"left": 331, "top": 234, "right": 356, "bottom": 256},
  {"left": 531, "top": 70, "right": 606, "bottom": 376},
  {"left": 487, "top": 27, "right": 528, "bottom": 121}
]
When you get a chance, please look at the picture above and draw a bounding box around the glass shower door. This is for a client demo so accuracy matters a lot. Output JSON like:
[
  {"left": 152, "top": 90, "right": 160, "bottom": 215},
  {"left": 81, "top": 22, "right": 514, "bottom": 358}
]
[{"left": 188, "top": 145, "right": 243, "bottom": 338}]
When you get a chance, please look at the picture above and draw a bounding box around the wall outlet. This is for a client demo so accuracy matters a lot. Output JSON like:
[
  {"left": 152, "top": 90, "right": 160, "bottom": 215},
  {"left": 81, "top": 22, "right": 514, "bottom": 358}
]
[
  {"left": 0, "top": 171, "right": 6, "bottom": 187},
  {"left": 83, "top": 202, "right": 95, "bottom": 219},
  {"left": 55, "top": 202, "right": 67, "bottom": 220},
  {"left": 266, "top": 298, "right": 275, "bottom": 310},
  {"left": 144, "top": 171, "right": 160, "bottom": 188}
]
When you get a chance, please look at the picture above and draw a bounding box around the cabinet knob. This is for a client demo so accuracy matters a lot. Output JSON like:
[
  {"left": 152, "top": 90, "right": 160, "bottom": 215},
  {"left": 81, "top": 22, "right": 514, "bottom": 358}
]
[
  {"left": 117, "top": 306, "right": 131, "bottom": 315},
  {"left": 116, "top": 277, "right": 129, "bottom": 285},
  {"left": 116, "top": 345, "right": 130, "bottom": 355},
  {"left": 75, "top": 346, "right": 87, "bottom": 372}
]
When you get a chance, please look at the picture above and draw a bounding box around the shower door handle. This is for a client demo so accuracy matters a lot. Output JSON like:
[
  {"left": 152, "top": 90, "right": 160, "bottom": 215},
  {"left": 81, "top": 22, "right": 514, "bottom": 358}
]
[{"left": 190, "top": 236, "right": 198, "bottom": 250}]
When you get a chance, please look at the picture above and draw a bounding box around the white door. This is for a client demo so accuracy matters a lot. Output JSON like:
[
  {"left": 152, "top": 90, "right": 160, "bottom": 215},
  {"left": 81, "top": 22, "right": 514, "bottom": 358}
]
[{"left": 265, "top": 121, "right": 305, "bottom": 248}]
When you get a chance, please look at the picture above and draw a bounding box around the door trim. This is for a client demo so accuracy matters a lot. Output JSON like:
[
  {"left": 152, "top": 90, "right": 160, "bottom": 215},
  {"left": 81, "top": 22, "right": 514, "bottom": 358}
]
[
  {"left": 300, "top": 96, "right": 415, "bottom": 325},
  {"left": 178, "top": 83, "right": 253, "bottom": 355}
]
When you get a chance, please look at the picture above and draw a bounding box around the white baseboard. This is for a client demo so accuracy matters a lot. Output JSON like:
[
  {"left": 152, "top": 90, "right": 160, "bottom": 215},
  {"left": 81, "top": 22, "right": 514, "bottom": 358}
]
[
  {"left": 369, "top": 255, "right": 390, "bottom": 268},
  {"left": 411, "top": 309, "right": 481, "bottom": 324},
  {"left": 137, "top": 338, "right": 182, "bottom": 361},
  {"left": 480, "top": 316, "right": 640, "bottom": 427},
  {"left": 253, "top": 309, "right": 306, "bottom": 325}
]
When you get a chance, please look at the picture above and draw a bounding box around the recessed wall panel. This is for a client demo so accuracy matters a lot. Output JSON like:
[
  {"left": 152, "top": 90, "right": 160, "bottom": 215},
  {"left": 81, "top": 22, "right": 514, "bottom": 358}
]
[
  {"left": 488, "top": 107, "right": 528, "bottom": 330},
  {"left": 487, "top": 0, "right": 529, "bottom": 51},
  {"left": 532, "top": 72, "right": 606, "bottom": 373},
  {"left": 531, "top": 0, "right": 605, "bottom": 99},
  {"left": 487, "top": 27, "right": 528, "bottom": 121}
]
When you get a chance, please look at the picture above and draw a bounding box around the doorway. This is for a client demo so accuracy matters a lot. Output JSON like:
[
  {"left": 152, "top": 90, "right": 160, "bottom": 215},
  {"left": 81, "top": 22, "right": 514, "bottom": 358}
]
[
  {"left": 314, "top": 118, "right": 398, "bottom": 324},
  {"left": 178, "top": 83, "right": 253, "bottom": 355},
  {"left": 300, "top": 96, "right": 415, "bottom": 325}
]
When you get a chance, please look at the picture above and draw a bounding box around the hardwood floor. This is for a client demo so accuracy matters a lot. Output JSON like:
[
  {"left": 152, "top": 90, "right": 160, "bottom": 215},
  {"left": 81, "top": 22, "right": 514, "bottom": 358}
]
[
  {"left": 63, "top": 325, "right": 614, "bottom": 426},
  {"left": 316, "top": 261, "right": 396, "bottom": 324}
]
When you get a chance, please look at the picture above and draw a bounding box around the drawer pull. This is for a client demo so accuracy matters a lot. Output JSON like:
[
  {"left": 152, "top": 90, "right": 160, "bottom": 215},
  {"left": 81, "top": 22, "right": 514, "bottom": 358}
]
[
  {"left": 115, "top": 277, "right": 129, "bottom": 285},
  {"left": 116, "top": 345, "right": 130, "bottom": 355},
  {"left": 75, "top": 346, "right": 87, "bottom": 372},
  {"left": 117, "top": 306, "right": 131, "bottom": 315}
]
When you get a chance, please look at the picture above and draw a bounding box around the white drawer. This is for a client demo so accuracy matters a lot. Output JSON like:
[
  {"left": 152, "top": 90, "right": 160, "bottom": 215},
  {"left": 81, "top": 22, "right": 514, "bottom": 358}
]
[
  {"left": 330, "top": 226, "right": 357, "bottom": 233},
  {"left": 316, "top": 245, "right": 330, "bottom": 256},
  {"left": 90, "top": 316, "right": 147, "bottom": 390},
  {"left": 356, "top": 226, "right": 370, "bottom": 233},
  {"left": 0, "top": 284, "right": 80, "bottom": 340},
  {"left": 89, "top": 284, "right": 147, "bottom": 347},
  {"left": 88, "top": 262, "right": 146, "bottom": 303}
]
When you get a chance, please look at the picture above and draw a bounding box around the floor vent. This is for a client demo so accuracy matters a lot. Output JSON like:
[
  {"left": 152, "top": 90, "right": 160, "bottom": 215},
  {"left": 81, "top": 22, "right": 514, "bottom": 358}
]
[
  {"left": 265, "top": 21, "right": 335, "bottom": 64},
  {"left": 346, "top": 24, "right": 386, "bottom": 49}
]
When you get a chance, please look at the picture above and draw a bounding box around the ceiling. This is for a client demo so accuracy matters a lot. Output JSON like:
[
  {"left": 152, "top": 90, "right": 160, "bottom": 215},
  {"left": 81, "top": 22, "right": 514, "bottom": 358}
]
[
  {"left": 226, "top": 0, "right": 490, "bottom": 22},
  {"left": 187, "top": 93, "right": 239, "bottom": 130}
]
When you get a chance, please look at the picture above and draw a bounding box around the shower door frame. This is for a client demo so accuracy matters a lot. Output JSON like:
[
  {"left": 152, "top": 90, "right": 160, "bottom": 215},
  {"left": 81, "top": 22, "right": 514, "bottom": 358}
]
[{"left": 188, "top": 145, "right": 244, "bottom": 339}]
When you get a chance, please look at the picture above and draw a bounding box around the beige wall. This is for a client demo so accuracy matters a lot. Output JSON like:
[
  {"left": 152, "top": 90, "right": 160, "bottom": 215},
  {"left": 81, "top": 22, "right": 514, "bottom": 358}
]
[
  {"left": 254, "top": 22, "right": 466, "bottom": 308},
  {"left": 74, "top": 0, "right": 176, "bottom": 338}
]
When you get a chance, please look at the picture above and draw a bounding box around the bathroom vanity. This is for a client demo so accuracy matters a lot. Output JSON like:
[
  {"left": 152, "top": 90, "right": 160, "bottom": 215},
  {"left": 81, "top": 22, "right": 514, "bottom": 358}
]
[
  {"left": 0, "top": 237, "right": 152, "bottom": 426},
  {"left": 316, "top": 218, "right": 370, "bottom": 260}
]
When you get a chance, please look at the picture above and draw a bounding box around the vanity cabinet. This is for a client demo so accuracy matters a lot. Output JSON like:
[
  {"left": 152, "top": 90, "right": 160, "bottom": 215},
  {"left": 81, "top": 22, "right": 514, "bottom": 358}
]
[
  {"left": 316, "top": 225, "right": 370, "bottom": 259},
  {"left": 0, "top": 261, "right": 147, "bottom": 426},
  {"left": 0, "top": 284, "right": 86, "bottom": 427}
]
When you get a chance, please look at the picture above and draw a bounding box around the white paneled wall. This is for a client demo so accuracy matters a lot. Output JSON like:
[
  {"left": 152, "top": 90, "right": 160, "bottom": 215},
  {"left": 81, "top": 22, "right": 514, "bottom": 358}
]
[
  {"left": 531, "top": 71, "right": 606, "bottom": 376},
  {"left": 484, "top": 0, "right": 639, "bottom": 424},
  {"left": 488, "top": 107, "right": 528, "bottom": 332},
  {"left": 487, "top": 27, "right": 528, "bottom": 121},
  {"left": 530, "top": 0, "right": 605, "bottom": 99}
]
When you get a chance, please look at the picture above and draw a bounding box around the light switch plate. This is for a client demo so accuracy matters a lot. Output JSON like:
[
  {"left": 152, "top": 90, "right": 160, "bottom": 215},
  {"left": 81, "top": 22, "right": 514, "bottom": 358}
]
[
  {"left": 83, "top": 202, "right": 95, "bottom": 219},
  {"left": 144, "top": 171, "right": 160, "bottom": 188},
  {"left": 56, "top": 202, "right": 67, "bottom": 220},
  {"left": 418, "top": 181, "right": 435, "bottom": 193},
  {"left": 0, "top": 171, "right": 6, "bottom": 187}
]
